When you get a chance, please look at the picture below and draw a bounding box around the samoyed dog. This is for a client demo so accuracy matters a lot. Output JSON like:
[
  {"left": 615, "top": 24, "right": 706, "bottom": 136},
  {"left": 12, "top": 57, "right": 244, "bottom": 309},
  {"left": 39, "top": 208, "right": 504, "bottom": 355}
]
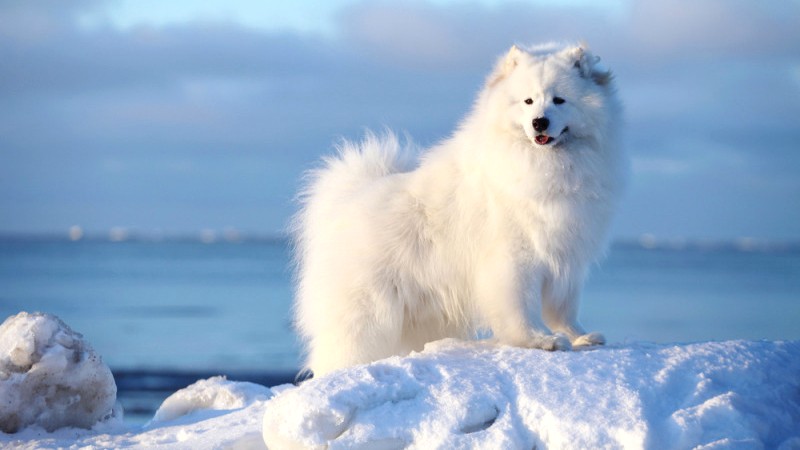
[{"left": 293, "top": 43, "right": 625, "bottom": 376}]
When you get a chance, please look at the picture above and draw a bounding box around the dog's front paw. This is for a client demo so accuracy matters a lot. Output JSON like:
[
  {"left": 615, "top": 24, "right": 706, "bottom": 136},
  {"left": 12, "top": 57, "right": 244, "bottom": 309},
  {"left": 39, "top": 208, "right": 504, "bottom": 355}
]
[
  {"left": 535, "top": 334, "right": 572, "bottom": 351},
  {"left": 572, "top": 332, "right": 606, "bottom": 348}
]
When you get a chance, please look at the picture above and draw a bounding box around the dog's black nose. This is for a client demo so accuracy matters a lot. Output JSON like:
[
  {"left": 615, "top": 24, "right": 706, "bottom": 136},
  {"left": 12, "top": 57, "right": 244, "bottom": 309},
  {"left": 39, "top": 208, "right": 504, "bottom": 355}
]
[{"left": 532, "top": 117, "right": 549, "bottom": 132}]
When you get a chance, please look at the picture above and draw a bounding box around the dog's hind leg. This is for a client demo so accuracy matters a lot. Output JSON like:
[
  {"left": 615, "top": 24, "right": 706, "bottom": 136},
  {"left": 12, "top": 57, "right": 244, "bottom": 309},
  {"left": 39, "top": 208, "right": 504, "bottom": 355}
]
[{"left": 307, "top": 290, "right": 406, "bottom": 377}]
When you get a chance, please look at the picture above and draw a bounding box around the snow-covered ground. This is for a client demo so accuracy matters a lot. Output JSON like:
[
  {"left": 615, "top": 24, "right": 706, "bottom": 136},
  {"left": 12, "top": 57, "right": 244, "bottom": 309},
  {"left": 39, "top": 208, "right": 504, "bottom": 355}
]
[
  {"left": 263, "top": 339, "right": 800, "bottom": 449},
  {"left": 1, "top": 312, "right": 799, "bottom": 449},
  {"left": 1, "top": 377, "right": 272, "bottom": 449}
]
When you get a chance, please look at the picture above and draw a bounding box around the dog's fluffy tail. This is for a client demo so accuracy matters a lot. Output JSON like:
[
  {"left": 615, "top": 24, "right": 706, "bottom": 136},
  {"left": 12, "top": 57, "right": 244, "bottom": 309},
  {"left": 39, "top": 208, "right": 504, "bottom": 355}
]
[
  {"left": 290, "top": 130, "right": 413, "bottom": 375},
  {"left": 294, "top": 130, "right": 411, "bottom": 220},
  {"left": 319, "top": 130, "right": 410, "bottom": 192}
]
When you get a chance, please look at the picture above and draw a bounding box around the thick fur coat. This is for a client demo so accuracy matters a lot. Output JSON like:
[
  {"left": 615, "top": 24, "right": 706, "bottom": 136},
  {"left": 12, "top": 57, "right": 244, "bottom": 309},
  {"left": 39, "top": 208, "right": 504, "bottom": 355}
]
[{"left": 292, "top": 43, "right": 625, "bottom": 376}]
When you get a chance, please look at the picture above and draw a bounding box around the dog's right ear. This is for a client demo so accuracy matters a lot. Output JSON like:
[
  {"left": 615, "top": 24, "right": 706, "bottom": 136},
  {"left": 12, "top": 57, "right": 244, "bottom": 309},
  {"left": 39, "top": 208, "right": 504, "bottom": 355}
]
[{"left": 487, "top": 45, "right": 523, "bottom": 87}]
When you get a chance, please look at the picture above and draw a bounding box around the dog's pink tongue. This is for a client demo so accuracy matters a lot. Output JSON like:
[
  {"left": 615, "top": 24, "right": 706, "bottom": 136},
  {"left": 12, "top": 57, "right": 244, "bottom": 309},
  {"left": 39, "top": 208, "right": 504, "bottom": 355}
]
[{"left": 535, "top": 135, "right": 550, "bottom": 145}]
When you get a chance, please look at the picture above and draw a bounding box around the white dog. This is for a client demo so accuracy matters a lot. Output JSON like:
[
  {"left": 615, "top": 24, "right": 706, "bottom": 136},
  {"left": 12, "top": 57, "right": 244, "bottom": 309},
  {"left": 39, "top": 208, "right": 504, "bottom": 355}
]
[{"left": 292, "top": 43, "right": 625, "bottom": 377}]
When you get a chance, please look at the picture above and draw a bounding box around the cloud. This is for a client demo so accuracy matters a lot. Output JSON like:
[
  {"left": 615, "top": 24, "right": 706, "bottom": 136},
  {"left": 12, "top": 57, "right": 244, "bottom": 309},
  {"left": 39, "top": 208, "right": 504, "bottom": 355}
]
[
  {"left": 0, "top": 0, "right": 798, "bottom": 238},
  {"left": 625, "top": 1, "right": 800, "bottom": 60},
  {"left": 0, "top": 0, "right": 96, "bottom": 42},
  {"left": 336, "top": 1, "right": 620, "bottom": 70},
  {"left": 333, "top": 0, "right": 800, "bottom": 83},
  {"left": 0, "top": 24, "right": 332, "bottom": 98}
]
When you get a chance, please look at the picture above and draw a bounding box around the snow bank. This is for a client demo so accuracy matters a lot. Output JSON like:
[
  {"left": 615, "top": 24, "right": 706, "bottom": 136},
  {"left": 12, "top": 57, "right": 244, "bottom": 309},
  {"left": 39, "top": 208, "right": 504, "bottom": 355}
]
[
  {"left": 2, "top": 385, "right": 273, "bottom": 450},
  {"left": 1, "top": 375, "right": 275, "bottom": 449},
  {"left": 2, "top": 336, "right": 798, "bottom": 449},
  {"left": 0, "top": 312, "right": 119, "bottom": 433},
  {"left": 263, "top": 339, "right": 800, "bottom": 449},
  {"left": 150, "top": 375, "right": 273, "bottom": 424}
]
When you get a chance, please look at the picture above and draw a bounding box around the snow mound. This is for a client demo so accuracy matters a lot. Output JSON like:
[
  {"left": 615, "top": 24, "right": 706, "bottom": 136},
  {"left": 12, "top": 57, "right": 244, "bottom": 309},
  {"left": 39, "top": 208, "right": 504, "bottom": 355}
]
[
  {"left": 262, "top": 339, "right": 800, "bottom": 449},
  {"left": 150, "top": 375, "right": 273, "bottom": 424},
  {"left": 2, "top": 393, "right": 272, "bottom": 450},
  {"left": 0, "top": 312, "right": 118, "bottom": 433}
]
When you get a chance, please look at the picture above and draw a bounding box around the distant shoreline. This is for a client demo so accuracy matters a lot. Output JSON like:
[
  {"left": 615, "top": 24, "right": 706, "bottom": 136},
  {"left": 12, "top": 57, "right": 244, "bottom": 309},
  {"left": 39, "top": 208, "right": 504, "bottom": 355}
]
[
  {"left": 0, "top": 232, "right": 289, "bottom": 245},
  {"left": 1, "top": 233, "right": 798, "bottom": 253}
]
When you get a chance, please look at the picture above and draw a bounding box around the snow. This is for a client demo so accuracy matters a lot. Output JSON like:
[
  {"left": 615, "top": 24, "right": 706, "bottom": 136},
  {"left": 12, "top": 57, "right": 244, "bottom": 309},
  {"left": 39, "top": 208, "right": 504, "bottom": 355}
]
[
  {"left": 150, "top": 375, "right": 272, "bottom": 424},
  {"left": 262, "top": 339, "right": 800, "bottom": 449},
  {"left": 0, "top": 312, "right": 119, "bottom": 433},
  {"left": 1, "top": 313, "right": 798, "bottom": 449},
  {"left": 1, "top": 387, "right": 272, "bottom": 450}
]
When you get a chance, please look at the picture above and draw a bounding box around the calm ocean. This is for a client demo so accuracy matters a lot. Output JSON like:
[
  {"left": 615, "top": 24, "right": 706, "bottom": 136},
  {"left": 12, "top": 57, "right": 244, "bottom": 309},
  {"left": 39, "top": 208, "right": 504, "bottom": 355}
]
[
  {"left": 2, "top": 237, "right": 799, "bottom": 420},
  {"left": 2, "top": 237, "right": 799, "bottom": 372}
]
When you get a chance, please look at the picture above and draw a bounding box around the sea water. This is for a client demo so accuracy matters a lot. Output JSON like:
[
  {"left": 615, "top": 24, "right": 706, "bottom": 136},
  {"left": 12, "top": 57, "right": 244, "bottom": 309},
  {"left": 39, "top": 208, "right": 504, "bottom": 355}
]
[{"left": 1, "top": 237, "right": 799, "bottom": 373}]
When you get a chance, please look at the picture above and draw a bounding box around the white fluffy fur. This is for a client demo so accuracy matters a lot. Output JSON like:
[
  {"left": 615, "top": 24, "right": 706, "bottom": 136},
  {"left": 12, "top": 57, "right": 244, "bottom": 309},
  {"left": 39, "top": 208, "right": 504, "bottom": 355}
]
[{"left": 292, "top": 43, "right": 626, "bottom": 377}]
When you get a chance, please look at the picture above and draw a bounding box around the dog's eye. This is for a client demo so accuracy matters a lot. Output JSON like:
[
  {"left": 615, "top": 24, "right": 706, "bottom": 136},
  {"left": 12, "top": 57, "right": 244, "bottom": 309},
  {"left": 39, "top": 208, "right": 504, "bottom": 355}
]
[
  {"left": 553, "top": 97, "right": 566, "bottom": 105},
  {"left": 524, "top": 98, "right": 533, "bottom": 105}
]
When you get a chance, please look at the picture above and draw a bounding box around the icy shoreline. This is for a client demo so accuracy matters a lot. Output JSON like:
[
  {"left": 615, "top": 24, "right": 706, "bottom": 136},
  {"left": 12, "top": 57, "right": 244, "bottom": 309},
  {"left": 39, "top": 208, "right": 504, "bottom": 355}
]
[{"left": 2, "top": 336, "right": 799, "bottom": 449}]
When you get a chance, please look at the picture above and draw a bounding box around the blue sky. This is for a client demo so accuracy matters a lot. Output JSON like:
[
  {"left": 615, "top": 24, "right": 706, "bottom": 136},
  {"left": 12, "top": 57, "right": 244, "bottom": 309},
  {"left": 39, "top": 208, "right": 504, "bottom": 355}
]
[{"left": 1, "top": 0, "right": 799, "bottom": 240}]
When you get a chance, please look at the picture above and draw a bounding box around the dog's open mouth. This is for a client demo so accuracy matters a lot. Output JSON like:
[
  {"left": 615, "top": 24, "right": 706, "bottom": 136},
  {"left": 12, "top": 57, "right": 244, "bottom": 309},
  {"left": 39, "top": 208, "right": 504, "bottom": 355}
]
[{"left": 534, "top": 127, "right": 569, "bottom": 146}]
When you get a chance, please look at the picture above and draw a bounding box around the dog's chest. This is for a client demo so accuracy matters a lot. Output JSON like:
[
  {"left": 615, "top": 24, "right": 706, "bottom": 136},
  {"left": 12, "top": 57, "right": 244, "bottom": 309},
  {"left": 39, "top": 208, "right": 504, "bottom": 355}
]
[{"left": 510, "top": 195, "right": 606, "bottom": 264}]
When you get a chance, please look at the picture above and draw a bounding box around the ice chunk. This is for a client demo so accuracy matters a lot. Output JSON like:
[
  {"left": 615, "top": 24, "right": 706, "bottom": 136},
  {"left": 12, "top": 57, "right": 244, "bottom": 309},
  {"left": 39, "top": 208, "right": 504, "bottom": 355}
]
[
  {"left": 150, "top": 376, "right": 273, "bottom": 425},
  {"left": 0, "top": 312, "right": 119, "bottom": 433}
]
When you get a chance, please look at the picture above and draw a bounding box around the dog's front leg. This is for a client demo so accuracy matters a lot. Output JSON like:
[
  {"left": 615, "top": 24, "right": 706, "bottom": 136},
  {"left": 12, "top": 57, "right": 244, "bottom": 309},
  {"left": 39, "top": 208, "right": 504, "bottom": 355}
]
[
  {"left": 542, "top": 279, "right": 605, "bottom": 348},
  {"left": 474, "top": 257, "right": 570, "bottom": 351}
]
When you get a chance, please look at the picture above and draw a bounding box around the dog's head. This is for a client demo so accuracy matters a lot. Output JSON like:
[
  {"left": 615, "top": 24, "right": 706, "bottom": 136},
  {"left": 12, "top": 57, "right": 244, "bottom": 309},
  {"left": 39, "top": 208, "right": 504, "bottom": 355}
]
[{"left": 486, "top": 43, "right": 615, "bottom": 148}]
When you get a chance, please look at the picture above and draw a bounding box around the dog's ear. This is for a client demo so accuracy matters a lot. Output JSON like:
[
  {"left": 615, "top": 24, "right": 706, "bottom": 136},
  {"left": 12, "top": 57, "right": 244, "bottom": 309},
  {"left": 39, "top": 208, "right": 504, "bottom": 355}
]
[
  {"left": 487, "top": 45, "right": 523, "bottom": 87},
  {"left": 571, "top": 46, "right": 613, "bottom": 86}
]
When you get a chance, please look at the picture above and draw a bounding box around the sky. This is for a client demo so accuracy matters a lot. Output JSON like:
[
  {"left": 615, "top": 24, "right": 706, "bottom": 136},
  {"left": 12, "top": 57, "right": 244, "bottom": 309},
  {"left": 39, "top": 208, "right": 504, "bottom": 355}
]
[{"left": 1, "top": 0, "right": 799, "bottom": 241}]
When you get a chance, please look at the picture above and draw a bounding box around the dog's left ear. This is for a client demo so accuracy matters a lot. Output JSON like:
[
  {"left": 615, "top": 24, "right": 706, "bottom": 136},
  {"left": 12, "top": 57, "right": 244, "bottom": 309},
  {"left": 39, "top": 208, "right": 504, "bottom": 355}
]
[{"left": 571, "top": 47, "right": 612, "bottom": 86}]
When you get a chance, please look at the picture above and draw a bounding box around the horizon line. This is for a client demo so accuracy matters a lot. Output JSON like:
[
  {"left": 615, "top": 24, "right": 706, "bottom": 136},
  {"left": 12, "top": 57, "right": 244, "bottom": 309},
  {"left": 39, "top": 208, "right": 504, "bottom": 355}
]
[{"left": 0, "top": 231, "right": 798, "bottom": 253}]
